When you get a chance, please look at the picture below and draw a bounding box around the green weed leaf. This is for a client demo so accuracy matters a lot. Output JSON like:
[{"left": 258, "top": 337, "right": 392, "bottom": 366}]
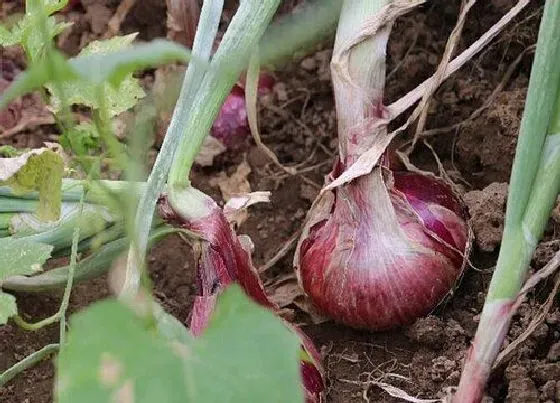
[
  {"left": 48, "top": 34, "right": 145, "bottom": 117},
  {"left": 0, "top": 238, "right": 52, "bottom": 324},
  {"left": 0, "top": 148, "right": 64, "bottom": 221},
  {"left": 0, "top": 41, "right": 192, "bottom": 115},
  {"left": 57, "top": 286, "right": 303, "bottom": 403},
  {"left": 59, "top": 122, "right": 100, "bottom": 155},
  {"left": 0, "top": 1, "right": 71, "bottom": 61}
]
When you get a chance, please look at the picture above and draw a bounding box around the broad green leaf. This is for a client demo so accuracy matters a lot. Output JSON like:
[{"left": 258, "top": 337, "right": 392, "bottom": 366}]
[
  {"left": 0, "top": 42, "right": 192, "bottom": 114},
  {"left": 0, "top": 294, "right": 17, "bottom": 324},
  {"left": 0, "top": 148, "right": 64, "bottom": 221},
  {"left": 48, "top": 34, "right": 145, "bottom": 117},
  {"left": 57, "top": 286, "right": 303, "bottom": 403},
  {"left": 26, "top": 0, "right": 69, "bottom": 15},
  {"left": 0, "top": 237, "right": 53, "bottom": 324},
  {"left": 190, "top": 287, "right": 303, "bottom": 402}
]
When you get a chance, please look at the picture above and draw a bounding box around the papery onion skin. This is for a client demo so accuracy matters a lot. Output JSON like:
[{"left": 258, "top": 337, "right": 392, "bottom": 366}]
[
  {"left": 157, "top": 192, "right": 325, "bottom": 402},
  {"left": 296, "top": 166, "right": 471, "bottom": 330}
]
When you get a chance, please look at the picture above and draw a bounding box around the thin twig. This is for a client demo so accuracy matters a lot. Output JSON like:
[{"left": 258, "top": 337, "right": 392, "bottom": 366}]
[
  {"left": 409, "top": 0, "right": 477, "bottom": 152},
  {"left": 494, "top": 269, "right": 560, "bottom": 369},
  {"left": 401, "top": 44, "right": 534, "bottom": 145},
  {"left": 259, "top": 229, "right": 302, "bottom": 273},
  {"left": 104, "top": 0, "right": 137, "bottom": 39},
  {"left": 0, "top": 116, "right": 55, "bottom": 138},
  {"left": 387, "top": 0, "right": 530, "bottom": 120}
]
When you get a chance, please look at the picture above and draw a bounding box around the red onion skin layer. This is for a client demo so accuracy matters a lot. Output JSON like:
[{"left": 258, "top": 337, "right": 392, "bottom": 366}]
[
  {"left": 296, "top": 165, "right": 471, "bottom": 330},
  {"left": 210, "top": 74, "right": 274, "bottom": 149},
  {"left": 157, "top": 193, "right": 325, "bottom": 402}
]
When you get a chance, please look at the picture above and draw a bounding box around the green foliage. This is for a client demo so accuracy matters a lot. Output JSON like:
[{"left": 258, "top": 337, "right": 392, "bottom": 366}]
[
  {"left": 57, "top": 286, "right": 303, "bottom": 403},
  {"left": 0, "top": 0, "right": 71, "bottom": 62},
  {"left": 0, "top": 148, "right": 64, "bottom": 221},
  {"left": 59, "top": 122, "right": 100, "bottom": 156},
  {"left": 0, "top": 41, "right": 192, "bottom": 114},
  {"left": 0, "top": 238, "right": 52, "bottom": 324},
  {"left": 48, "top": 34, "right": 146, "bottom": 117}
]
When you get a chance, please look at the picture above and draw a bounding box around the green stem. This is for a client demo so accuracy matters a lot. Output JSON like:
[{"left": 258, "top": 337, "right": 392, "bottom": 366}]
[
  {"left": 121, "top": 0, "right": 225, "bottom": 300},
  {"left": 13, "top": 313, "right": 60, "bottom": 331},
  {"left": 259, "top": 0, "right": 342, "bottom": 69},
  {"left": 503, "top": 1, "right": 560, "bottom": 228},
  {"left": 167, "top": 0, "right": 280, "bottom": 187},
  {"left": 456, "top": 1, "right": 560, "bottom": 400},
  {"left": 0, "top": 344, "right": 59, "bottom": 387},
  {"left": 58, "top": 190, "right": 85, "bottom": 344},
  {"left": 1, "top": 227, "right": 174, "bottom": 293},
  {"left": 486, "top": 2, "right": 560, "bottom": 301}
]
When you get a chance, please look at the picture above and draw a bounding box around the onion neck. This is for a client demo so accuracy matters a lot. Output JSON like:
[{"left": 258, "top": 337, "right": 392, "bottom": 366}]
[{"left": 331, "top": 0, "right": 390, "bottom": 167}]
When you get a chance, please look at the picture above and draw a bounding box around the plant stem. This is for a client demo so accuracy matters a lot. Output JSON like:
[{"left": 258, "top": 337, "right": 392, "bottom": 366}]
[
  {"left": 58, "top": 190, "right": 85, "bottom": 344},
  {"left": 258, "top": 0, "right": 342, "bottom": 69},
  {"left": 121, "top": 0, "right": 224, "bottom": 300},
  {"left": 0, "top": 344, "right": 59, "bottom": 387},
  {"left": 11, "top": 192, "right": 85, "bottom": 334},
  {"left": 167, "top": 0, "right": 281, "bottom": 187},
  {"left": 455, "top": 1, "right": 560, "bottom": 400},
  {"left": 330, "top": 0, "right": 389, "bottom": 166},
  {"left": 2, "top": 227, "right": 175, "bottom": 293}
]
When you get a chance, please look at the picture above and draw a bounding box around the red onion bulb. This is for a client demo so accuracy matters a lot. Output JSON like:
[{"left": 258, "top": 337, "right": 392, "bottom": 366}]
[
  {"left": 210, "top": 73, "right": 274, "bottom": 149},
  {"left": 157, "top": 191, "right": 325, "bottom": 402},
  {"left": 295, "top": 165, "right": 472, "bottom": 330}
]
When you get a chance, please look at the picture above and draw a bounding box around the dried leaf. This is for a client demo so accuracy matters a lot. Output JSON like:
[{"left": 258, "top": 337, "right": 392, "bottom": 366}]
[
  {"left": 223, "top": 191, "right": 270, "bottom": 226},
  {"left": 194, "top": 135, "right": 227, "bottom": 167},
  {"left": 209, "top": 161, "right": 251, "bottom": 201}
]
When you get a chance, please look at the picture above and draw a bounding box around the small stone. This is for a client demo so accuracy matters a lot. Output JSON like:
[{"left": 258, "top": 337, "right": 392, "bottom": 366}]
[
  {"left": 505, "top": 363, "right": 529, "bottom": 381},
  {"left": 300, "top": 58, "right": 317, "bottom": 71},
  {"left": 505, "top": 378, "right": 538, "bottom": 403},
  {"left": 556, "top": 381, "right": 560, "bottom": 401},
  {"left": 541, "top": 380, "right": 556, "bottom": 400},
  {"left": 273, "top": 82, "right": 288, "bottom": 102},
  {"left": 531, "top": 362, "right": 560, "bottom": 384},
  {"left": 547, "top": 342, "right": 560, "bottom": 362},
  {"left": 407, "top": 316, "right": 445, "bottom": 345},
  {"left": 546, "top": 310, "right": 560, "bottom": 325}
]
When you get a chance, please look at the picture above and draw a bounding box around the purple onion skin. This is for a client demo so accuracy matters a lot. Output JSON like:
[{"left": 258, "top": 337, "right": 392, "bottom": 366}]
[
  {"left": 210, "top": 74, "right": 274, "bottom": 149},
  {"left": 297, "top": 168, "right": 471, "bottom": 331},
  {"left": 157, "top": 194, "right": 325, "bottom": 401}
]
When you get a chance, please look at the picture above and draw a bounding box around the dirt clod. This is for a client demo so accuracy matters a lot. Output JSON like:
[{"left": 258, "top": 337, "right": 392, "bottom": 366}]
[
  {"left": 407, "top": 316, "right": 445, "bottom": 345},
  {"left": 464, "top": 182, "right": 508, "bottom": 252},
  {"left": 506, "top": 377, "right": 539, "bottom": 403},
  {"left": 541, "top": 380, "right": 556, "bottom": 400},
  {"left": 546, "top": 342, "right": 560, "bottom": 362}
]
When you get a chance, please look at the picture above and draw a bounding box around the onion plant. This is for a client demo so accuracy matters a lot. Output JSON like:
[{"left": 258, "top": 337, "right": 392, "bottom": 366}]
[{"left": 455, "top": 1, "right": 560, "bottom": 400}]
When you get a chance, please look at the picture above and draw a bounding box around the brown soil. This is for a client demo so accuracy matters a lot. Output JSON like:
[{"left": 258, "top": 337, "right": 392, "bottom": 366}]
[{"left": 2, "top": 1, "right": 559, "bottom": 402}]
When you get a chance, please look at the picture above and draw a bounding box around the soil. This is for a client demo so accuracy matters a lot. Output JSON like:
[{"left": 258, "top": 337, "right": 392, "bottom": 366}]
[{"left": 1, "top": 1, "right": 559, "bottom": 402}]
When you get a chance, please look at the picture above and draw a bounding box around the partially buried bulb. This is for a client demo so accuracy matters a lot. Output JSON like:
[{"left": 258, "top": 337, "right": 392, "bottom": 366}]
[{"left": 295, "top": 163, "right": 472, "bottom": 330}]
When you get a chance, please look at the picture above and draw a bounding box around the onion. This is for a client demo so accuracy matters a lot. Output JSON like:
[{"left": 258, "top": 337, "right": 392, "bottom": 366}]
[
  {"left": 210, "top": 73, "right": 274, "bottom": 149},
  {"left": 157, "top": 191, "right": 325, "bottom": 402},
  {"left": 295, "top": 160, "right": 472, "bottom": 330}
]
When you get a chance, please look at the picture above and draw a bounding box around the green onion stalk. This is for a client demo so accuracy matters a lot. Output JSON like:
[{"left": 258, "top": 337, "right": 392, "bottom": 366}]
[
  {"left": 122, "top": 0, "right": 282, "bottom": 299},
  {"left": 455, "top": 1, "right": 560, "bottom": 401}
]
